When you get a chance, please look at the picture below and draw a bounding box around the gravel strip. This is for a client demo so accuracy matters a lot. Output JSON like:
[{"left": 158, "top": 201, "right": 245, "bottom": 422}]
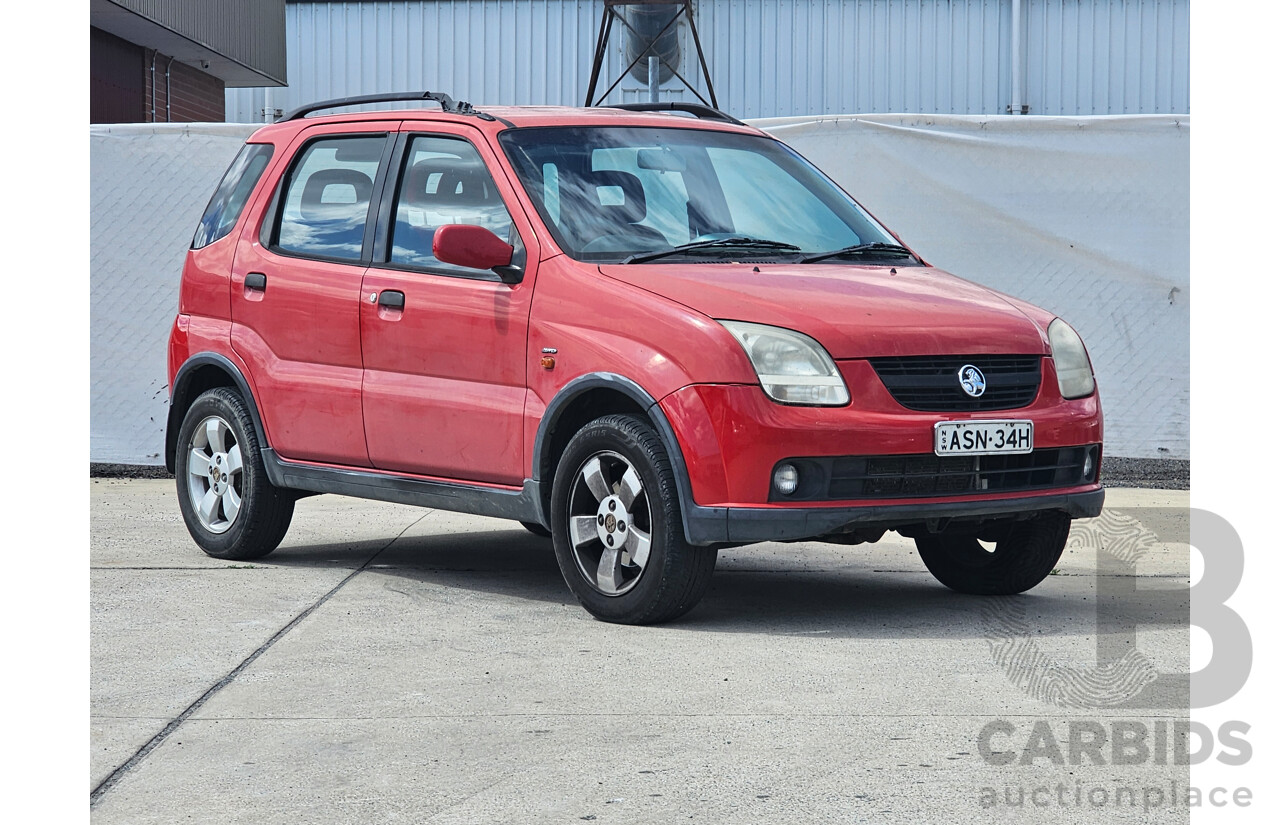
[
  {"left": 1100, "top": 456, "right": 1189, "bottom": 490},
  {"left": 91, "top": 463, "right": 173, "bottom": 479}
]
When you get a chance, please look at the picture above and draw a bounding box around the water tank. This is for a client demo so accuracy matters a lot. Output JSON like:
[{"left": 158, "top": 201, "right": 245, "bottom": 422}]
[{"left": 624, "top": 4, "right": 681, "bottom": 84}]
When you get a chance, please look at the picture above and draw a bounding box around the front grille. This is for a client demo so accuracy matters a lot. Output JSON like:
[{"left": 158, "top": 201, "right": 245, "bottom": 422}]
[
  {"left": 869, "top": 355, "right": 1042, "bottom": 411},
  {"left": 771, "top": 446, "right": 1098, "bottom": 502}
]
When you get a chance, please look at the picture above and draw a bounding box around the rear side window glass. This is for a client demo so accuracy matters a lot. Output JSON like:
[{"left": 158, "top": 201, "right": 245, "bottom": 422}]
[
  {"left": 275, "top": 136, "right": 385, "bottom": 262},
  {"left": 192, "top": 143, "right": 273, "bottom": 249}
]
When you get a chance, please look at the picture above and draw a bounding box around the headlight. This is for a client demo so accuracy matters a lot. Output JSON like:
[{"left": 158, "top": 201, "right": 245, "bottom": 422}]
[
  {"left": 718, "top": 320, "right": 850, "bottom": 406},
  {"left": 1048, "top": 318, "right": 1095, "bottom": 399}
]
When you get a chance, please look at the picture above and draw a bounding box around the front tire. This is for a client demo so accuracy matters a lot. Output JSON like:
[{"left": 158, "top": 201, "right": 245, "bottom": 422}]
[
  {"left": 175, "top": 387, "right": 294, "bottom": 560},
  {"left": 550, "top": 414, "right": 716, "bottom": 624},
  {"left": 915, "top": 511, "right": 1070, "bottom": 595}
]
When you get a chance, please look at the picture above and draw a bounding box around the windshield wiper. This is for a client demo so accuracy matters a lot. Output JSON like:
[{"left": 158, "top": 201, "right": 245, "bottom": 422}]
[
  {"left": 799, "top": 242, "right": 915, "bottom": 264},
  {"left": 623, "top": 236, "right": 800, "bottom": 264}
]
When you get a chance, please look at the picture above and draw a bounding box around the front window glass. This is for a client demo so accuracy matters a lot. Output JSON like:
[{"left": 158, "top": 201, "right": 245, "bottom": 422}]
[
  {"left": 499, "top": 126, "right": 902, "bottom": 263},
  {"left": 275, "top": 136, "right": 384, "bottom": 262},
  {"left": 389, "top": 135, "right": 516, "bottom": 273}
]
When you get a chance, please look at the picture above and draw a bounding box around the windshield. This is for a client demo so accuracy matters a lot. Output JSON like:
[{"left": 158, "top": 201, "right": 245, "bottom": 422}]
[{"left": 498, "top": 126, "right": 908, "bottom": 264}]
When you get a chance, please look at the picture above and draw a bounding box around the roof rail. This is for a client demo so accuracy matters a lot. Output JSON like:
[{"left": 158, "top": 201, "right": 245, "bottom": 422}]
[
  {"left": 280, "top": 91, "right": 496, "bottom": 123},
  {"left": 608, "top": 102, "right": 745, "bottom": 126}
]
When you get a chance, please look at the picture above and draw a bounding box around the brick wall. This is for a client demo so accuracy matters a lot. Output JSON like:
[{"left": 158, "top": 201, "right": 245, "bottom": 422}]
[
  {"left": 91, "top": 27, "right": 146, "bottom": 123},
  {"left": 142, "top": 51, "right": 226, "bottom": 123}
]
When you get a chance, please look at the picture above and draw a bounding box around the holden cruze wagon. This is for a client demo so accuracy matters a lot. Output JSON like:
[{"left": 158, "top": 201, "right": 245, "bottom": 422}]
[{"left": 167, "top": 92, "right": 1103, "bottom": 624}]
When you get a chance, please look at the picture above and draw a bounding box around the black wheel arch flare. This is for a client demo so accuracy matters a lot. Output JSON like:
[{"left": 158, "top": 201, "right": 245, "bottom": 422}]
[
  {"left": 533, "top": 373, "right": 719, "bottom": 545},
  {"left": 166, "top": 353, "right": 269, "bottom": 474}
]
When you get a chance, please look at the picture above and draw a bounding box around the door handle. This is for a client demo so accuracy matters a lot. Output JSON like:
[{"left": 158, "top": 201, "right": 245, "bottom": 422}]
[
  {"left": 378, "top": 290, "right": 405, "bottom": 310},
  {"left": 245, "top": 272, "right": 267, "bottom": 291}
]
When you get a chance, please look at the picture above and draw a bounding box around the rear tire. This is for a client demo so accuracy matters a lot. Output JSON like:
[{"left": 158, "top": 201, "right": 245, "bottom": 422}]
[
  {"left": 175, "top": 388, "right": 294, "bottom": 560},
  {"left": 550, "top": 414, "right": 716, "bottom": 624},
  {"left": 915, "top": 512, "right": 1070, "bottom": 595}
]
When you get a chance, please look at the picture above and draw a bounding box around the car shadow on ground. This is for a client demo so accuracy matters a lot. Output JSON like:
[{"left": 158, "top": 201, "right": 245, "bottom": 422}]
[{"left": 263, "top": 528, "right": 1106, "bottom": 640}]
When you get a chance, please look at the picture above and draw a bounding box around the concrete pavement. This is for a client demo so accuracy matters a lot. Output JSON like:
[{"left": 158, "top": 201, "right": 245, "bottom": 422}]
[{"left": 91, "top": 480, "right": 1192, "bottom": 823}]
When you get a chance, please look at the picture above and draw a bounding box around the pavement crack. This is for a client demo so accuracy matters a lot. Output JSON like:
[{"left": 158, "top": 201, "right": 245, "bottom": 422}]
[
  {"left": 89, "top": 512, "right": 430, "bottom": 807},
  {"left": 426, "top": 773, "right": 513, "bottom": 822}
]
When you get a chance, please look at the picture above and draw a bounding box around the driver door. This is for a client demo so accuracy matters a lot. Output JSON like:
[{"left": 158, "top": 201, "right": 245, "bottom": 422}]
[{"left": 359, "top": 124, "right": 539, "bottom": 485}]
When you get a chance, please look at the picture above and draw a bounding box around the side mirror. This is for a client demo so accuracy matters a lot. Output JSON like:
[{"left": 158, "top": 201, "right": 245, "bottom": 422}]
[{"left": 432, "top": 224, "right": 521, "bottom": 283}]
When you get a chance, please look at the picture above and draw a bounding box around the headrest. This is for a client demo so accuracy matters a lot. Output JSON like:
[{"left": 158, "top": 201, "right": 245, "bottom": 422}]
[
  {"left": 403, "top": 156, "right": 497, "bottom": 208},
  {"left": 588, "top": 170, "right": 646, "bottom": 223},
  {"left": 299, "top": 168, "right": 373, "bottom": 222}
]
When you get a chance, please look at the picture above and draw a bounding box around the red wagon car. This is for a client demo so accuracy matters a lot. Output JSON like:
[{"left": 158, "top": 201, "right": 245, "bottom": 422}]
[{"left": 167, "top": 93, "right": 1103, "bottom": 624}]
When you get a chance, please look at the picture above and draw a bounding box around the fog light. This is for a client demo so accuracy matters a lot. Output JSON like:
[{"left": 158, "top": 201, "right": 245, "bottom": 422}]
[
  {"left": 773, "top": 463, "right": 799, "bottom": 496},
  {"left": 1082, "top": 448, "right": 1096, "bottom": 481}
]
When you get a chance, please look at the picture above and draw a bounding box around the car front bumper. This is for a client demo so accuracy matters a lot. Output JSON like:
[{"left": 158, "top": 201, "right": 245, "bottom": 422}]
[
  {"left": 659, "top": 374, "right": 1104, "bottom": 546},
  {"left": 681, "top": 486, "right": 1104, "bottom": 545}
]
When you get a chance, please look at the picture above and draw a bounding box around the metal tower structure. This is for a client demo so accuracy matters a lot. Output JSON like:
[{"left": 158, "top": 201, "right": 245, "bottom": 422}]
[{"left": 584, "top": 1, "right": 719, "bottom": 108}]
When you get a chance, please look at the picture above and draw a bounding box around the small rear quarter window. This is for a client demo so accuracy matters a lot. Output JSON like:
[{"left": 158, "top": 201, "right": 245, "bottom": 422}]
[{"left": 192, "top": 143, "right": 274, "bottom": 249}]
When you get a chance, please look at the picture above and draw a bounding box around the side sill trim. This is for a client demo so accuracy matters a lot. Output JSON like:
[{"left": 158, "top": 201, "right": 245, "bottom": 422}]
[
  {"left": 685, "top": 488, "right": 1105, "bottom": 545},
  {"left": 262, "top": 449, "right": 546, "bottom": 524}
]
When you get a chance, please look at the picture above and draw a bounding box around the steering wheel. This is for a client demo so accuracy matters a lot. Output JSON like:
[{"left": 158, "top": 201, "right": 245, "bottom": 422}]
[{"left": 581, "top": 231, "right": 670, "bottom": 254}]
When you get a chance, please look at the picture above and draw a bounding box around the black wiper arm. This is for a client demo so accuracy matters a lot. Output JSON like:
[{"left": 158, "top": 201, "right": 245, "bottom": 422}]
[
  {"left": 799, "top": 242, "right": 915, "bottom": 264},
  {"left": 623, "top": 236, "right": 800, "bottom": 264}
]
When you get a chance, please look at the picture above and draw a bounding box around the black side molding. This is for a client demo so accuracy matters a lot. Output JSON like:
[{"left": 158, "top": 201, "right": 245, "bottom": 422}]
[{"left": 260, "top": 449, "right": 546, "bottom": 526}]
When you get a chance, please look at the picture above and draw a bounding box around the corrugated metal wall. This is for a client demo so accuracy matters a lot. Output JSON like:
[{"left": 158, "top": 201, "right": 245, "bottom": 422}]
[
  {"left": 1024, "top": 0, "right": 1189, "bottom": 115},
  {"left": 697, "top": 0, "right": 1014, "bottom": 117},
  {"left": 227, "top": 0, "right": 1189, "bottom": 121},
  {"left": 117, "top": 0, "right": 288, "bottom": 85}
]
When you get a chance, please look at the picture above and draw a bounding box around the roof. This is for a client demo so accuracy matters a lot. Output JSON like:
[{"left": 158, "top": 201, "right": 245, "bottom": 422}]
[{"left": 249, "top": 97, "right": 764, "bottom": 143}]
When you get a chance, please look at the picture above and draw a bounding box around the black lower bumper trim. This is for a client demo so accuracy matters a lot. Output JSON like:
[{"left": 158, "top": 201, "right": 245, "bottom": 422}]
[{"left": 685, "top": 488, "right": 1105, "bottom": 545}]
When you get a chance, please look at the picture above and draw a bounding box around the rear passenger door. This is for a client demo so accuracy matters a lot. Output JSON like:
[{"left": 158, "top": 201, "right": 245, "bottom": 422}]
[
  {"left": 359, "top": 124, "right": 539, "bottom": 485},
  {"left": 231, "top": 122, "right": 396, "bottom": 467}
]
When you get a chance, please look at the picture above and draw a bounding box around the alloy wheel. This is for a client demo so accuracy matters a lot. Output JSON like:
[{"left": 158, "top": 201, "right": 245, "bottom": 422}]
[
  {"left": 566, "top": 450, "right": 653, "bottom": 596},
  {"left": 186, "top": 415, "right": 244, "bottom": 534}
]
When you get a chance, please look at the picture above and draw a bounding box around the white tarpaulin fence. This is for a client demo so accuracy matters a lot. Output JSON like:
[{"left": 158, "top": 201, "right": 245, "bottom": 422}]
[
  {"left": 91, "top": 124, "right": 258, "bottom": 464},
  {"left": 90, "top": 114, "right": 1187, "bottom": 465},
  {"left": 759, "top": 114, "right": 1190, "bottom": 460}
]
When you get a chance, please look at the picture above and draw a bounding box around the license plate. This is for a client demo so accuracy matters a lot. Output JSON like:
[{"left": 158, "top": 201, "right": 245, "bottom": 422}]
[{"left": 934, "top": 420, "right": 1034, "bottom": 456}]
